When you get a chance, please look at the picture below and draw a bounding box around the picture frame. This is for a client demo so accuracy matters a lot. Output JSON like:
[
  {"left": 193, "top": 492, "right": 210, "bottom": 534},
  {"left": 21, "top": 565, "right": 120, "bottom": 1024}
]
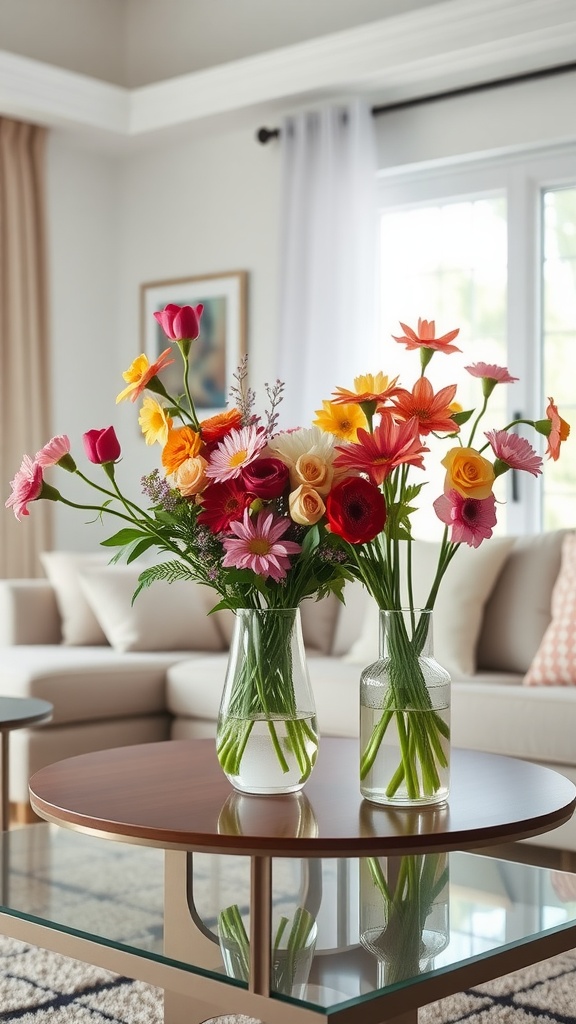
[{"left": 140, "top": 270, "right": 248, "bottom": 416}]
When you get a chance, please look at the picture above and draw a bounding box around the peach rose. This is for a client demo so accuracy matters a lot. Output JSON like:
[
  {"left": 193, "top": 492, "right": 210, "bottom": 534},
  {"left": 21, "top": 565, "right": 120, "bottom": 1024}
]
[
  {"left": 289, "top": 485, "right": 326, "bottom": 526},
  {"left": 441, "top": 447, "right": 495, "bottom": 499},
  {"left": 291, "top": 454, "right": 333, "bottom": 496},
  {"left": 173, "top": 456, "right": 208, "bottom": 497}
]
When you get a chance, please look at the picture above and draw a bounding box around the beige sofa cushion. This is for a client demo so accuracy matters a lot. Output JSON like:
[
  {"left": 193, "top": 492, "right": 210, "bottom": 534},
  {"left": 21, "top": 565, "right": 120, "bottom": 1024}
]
[
  {"left": 477, "top": 530, "right": 568, "bottom": 674},
  {"left": 78, "top": 566, "right": 224, "bottom": 653},
  {"left": 341, "top": 537, "right": 514, "bottom": 676},
  {"left": 41, "top": 551, "right": 109, "bottom": 646}
]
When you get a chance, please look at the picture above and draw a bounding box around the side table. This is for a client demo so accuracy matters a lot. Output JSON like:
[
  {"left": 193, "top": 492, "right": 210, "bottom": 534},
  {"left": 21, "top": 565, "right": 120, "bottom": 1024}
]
[{"left": 0, "top": 697, "right": 52, "bottom": 830}]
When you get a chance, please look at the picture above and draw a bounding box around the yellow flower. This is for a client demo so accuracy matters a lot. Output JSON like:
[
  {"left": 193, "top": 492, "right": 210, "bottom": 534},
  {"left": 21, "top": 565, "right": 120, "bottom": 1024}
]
[
  {"left": 332, "top": 372, "right": 399, "bottom": 405},
  {"left": 138, "top": 397, "right": 173, "bottom": 446},
  {"left": 442, "top": 447, "right": 495, "bottom": 499},
  {"left": 116, "top": 348, "right": 174, "bottom": 404},
  {"left": 313, "top": 400, "right": 367, "bottom": 441}
]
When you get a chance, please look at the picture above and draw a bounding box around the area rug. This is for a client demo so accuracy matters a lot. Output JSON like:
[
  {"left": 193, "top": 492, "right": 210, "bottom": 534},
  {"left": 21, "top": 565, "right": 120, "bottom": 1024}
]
[{"left": 1, "top": 936, "right": 576, "bottom": 1023}]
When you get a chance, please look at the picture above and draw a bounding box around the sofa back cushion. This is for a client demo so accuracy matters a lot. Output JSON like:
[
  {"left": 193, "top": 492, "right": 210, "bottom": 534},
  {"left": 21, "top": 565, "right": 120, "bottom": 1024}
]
[
  {"left": 523, "top": 530, "right": 576, "bottom": 685},
  {"left": 41, "top": 551, "right": 109, "bottom": 646},
  {"left": 476, "top": 530, "right": 567, "bottom": 674},
  {"left": 78, "top": 566, "right": 224, "bottom": 653},
  {"left": 340, "top": 537, "right": 514, "bottom": 677}
]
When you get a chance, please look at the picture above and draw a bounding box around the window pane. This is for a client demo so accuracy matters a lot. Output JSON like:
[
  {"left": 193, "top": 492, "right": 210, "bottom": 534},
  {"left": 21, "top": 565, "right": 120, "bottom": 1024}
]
[
  {"left": 541, "top": 188, "right": 576, "bottom": 531},
  {"left": 379, "top": 196, "right": 508, "bottom": 538}
]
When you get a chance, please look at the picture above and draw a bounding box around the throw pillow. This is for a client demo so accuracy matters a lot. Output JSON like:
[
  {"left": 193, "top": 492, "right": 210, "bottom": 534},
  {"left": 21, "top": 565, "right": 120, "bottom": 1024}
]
[
  {"left": 344, "top": 537, "right": 514, "bottom": 677},
  {"left": 40, "top": 551, "right": 110, "bottom": 646},
  {"left": 524, "top": 531, "right": 576, "bottom": 686},
  {"left": 78, "top": 566, "right": 224, "bottom": 653}
]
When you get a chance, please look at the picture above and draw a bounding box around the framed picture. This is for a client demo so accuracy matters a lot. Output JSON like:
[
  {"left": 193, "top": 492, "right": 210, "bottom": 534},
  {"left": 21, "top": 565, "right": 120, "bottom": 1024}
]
[{"left": 140, "top": 270, "right": 248, "bottom": 416}]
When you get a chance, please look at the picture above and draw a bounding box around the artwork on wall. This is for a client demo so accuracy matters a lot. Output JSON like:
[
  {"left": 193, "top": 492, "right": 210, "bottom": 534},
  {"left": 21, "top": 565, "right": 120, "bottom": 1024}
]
[{"left": 140, "top": 270, "right": 248, "bottom": 415}]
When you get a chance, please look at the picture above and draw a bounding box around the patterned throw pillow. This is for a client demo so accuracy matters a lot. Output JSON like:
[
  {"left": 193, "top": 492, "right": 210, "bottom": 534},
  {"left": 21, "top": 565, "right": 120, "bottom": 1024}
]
[{"left": 524, "top": 531, "right": 576, "bottom": 685}]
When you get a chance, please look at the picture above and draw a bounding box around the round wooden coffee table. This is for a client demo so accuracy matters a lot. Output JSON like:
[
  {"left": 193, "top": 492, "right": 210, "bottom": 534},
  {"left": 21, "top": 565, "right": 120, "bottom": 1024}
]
[
  {"left": 27, "top": 739, "right": 576, "bottom": 1024},
  {"left": 0, "top": 696, "right": 52, "bottom": 830}
]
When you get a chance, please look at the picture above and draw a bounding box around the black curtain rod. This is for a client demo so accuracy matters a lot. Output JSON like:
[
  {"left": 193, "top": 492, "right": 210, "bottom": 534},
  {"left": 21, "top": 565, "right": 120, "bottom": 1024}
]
[{"left": 256, "top": 60, "right": 576, "bottom": 144}]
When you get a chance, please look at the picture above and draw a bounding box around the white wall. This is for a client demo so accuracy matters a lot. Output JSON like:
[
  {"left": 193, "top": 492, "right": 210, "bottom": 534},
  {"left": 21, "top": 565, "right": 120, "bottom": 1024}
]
[{"left": 45, "top": 70, "right": 576, "bottom": 552}]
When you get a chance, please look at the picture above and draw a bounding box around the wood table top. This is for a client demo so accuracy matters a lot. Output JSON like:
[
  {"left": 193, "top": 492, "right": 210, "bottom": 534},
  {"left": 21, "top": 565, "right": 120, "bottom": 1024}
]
[
  {"left": 29, "top": 739, "right": 576, "bottom": 858},
  {"left": 0, "top": 696, "right": 53, "bottom": 730}
]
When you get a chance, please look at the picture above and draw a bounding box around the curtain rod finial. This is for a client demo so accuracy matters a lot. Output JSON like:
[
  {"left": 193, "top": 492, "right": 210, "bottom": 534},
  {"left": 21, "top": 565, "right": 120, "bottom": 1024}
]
[{"left": 256, "top": 127, "right": 280, "bottom": 144}]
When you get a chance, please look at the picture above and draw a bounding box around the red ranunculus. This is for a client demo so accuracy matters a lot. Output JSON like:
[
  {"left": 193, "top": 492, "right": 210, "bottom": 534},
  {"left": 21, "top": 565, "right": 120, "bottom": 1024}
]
[
  {"left": 83, "top": 427, "right": 121, "bottom": 465},
  {"left": 241, "top": 458, "right": 289, "bottom": 500},
  {"left": 153, "top": 303, "right": 204, "bottom": 342},
  {"left": 325, "top": 476, "right": 386, "bottom": 544}
]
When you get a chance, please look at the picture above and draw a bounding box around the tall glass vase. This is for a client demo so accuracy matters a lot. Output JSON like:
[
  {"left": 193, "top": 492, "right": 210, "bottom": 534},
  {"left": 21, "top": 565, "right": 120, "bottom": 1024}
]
[
  {"left": 216, "top": 607, "right": 318, "bottom": 795},
  {"left": 360, "top": 608, "right": 450, "bottom": 806}
]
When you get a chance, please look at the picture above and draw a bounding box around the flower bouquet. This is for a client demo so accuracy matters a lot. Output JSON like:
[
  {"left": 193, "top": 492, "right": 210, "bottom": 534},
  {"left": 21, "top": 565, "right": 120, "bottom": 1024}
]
[
  {"left": 6, "top": 302, "right": 389, "bottom": 793},
  {"left": 321, "top": 318, "right": 570, "bottom": 805}
]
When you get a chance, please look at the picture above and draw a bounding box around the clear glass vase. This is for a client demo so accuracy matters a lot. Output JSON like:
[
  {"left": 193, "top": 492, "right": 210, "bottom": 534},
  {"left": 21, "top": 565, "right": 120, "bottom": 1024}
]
[
  {"left": 360, "top": 608, "right": 451, "bottom": 806},
  {"left": 360, "top": 852, "right": 449, "bottom": 985},
  {"left": 216, "top": 607, "right": 318, "bottom": 795}
]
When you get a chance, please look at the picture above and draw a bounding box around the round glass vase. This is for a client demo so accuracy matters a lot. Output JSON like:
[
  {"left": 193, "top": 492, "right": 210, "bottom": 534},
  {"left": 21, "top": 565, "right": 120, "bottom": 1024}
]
[
  {"left": 359, "top": 608, "right": 451, "bottom": 807},
  {"left": 216, "top": 607, "right": 318, "bottom": 795}
]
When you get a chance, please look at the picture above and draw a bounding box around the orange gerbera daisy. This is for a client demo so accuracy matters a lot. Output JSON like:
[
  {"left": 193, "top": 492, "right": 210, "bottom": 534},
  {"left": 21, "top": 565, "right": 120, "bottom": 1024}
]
[
  {"left": 200, "top": 408, "right": 243, "bottom": 444},
  {"left": 116, "top": 348, "right": 175, "bottom": 404},
  {"left": 385, "top": 378, "right": 460, "bottom": 436},
  {"left": 332, "top": 373, "right": 399, "bottom": 406},
  {"left": 162, "top": 426, "right": 203, "bottom": 474},
  {"left": 392, "top": 318, "right": 461, "bottom": 355},
  {"left": 334, "top": 416, "right": 428, "bottom": 486}
]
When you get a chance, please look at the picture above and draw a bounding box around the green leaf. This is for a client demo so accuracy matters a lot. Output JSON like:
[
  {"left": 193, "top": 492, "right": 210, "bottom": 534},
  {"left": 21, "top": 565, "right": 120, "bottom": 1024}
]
[
  {"left": 101, "top": 528, "right": 148, "bottom": 548},
  {"left": 300, "top": 525, "right": 320, "bottom": 556},
  {"left": 126, "top": 538, "right": 155, "bottom": 563},
  {"left": 451, "top": 408, "right": 475, "bottom": 425}
]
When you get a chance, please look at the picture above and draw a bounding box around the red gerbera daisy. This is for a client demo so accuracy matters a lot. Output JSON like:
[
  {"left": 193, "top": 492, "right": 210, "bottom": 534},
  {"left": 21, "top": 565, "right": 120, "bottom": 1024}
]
[{"left": 197, "top": 480, "right": 254, "bottom": 533}]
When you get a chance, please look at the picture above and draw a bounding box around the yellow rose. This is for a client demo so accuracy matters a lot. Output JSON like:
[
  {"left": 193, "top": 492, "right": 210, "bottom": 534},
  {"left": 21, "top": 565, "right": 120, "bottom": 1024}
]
[
  {"left": 173, "top": 456, "right": 208, "bottom": 497},
  {"left": 289, "top": 485, "right": 326, "bottom": 526},
  {"left": 291, "top": 454, "right": 334, "bottom": 496},
  {"left": 442, "top": 447, "right": 495, "bottom": 499}
]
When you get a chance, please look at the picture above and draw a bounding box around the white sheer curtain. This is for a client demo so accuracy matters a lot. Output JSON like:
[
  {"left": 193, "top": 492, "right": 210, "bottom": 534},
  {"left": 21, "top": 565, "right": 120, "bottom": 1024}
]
[{"left": 277, "top": 100, "right": 379, "bottom": 428}]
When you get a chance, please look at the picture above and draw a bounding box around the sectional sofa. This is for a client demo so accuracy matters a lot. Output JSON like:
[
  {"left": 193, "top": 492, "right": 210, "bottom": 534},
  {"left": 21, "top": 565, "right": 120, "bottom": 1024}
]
[{"left": 0, "top": 530, "right": 575, "bottom": 854}]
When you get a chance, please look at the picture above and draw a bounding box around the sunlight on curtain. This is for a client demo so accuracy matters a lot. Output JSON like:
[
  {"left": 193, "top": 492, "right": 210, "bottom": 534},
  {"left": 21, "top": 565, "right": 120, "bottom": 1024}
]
[
  {"left": 277, "top": 100, "right": 378, "bottom": 427},
  {"left": 0, "top": 117, "right": 52, "bottom": 577}
]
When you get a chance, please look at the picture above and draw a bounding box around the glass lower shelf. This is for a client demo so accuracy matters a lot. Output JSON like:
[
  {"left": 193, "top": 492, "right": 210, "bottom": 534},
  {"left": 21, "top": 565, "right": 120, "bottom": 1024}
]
[{"left": 2, "top": 823, "right": 576, "bottom": 1014}]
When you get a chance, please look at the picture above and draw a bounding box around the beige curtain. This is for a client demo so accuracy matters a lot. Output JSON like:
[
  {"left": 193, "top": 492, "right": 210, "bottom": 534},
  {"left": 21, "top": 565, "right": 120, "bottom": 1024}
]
[{"left": 0, "top": 117, "right": 52, "bottom": 577}]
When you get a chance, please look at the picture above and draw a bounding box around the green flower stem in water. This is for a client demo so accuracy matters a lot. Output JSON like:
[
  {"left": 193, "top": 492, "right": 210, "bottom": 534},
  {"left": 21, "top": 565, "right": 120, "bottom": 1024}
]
[
  {"left": 360, "top": 610, "right": 450, "bottom": 801},
  {"left": 217, "top": 609, "right": 317, "bottom": 785},
  {"left": 218, "top": 904, "right": 316, "bottom": 994}
]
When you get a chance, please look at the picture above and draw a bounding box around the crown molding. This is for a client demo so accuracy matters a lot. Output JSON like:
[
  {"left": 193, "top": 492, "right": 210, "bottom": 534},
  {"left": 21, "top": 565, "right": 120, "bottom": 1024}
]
[{"left": 1, "top": 0, "right": 575, "bottom": 145}]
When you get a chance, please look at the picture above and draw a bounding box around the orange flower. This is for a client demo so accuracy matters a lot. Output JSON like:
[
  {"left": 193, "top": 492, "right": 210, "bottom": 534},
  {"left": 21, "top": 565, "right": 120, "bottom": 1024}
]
[
  {"left": 385, "top": 378, "right": 460, "bottom": 436},
  {"left": 545, "top": 398, "right": 570, "bottom": 461},
  {"left": 334, "top": 417, "right": 428, "bottom": 486},
  {"left": 332, "top": 372, "right": 399, "bottom": 406},
  {"left": 162, "top": 426, "right": 203, "bottom": 474},
  {"left": 441, "top": 447, "right": 495, "bottom": 499},
  {"left": 200, "top": 408, "right": 243, "bottom": 444},
  {"left": 116, "top": 348, "right": 175, "bottom": 404},
  {"left": 392, "top": 318, "right": 461, "bottom": 355}
]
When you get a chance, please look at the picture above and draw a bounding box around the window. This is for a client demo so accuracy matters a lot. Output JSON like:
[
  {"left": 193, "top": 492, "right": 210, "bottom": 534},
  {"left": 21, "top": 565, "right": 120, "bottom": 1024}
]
[{"left": 377, "top": 147, "right": 576, "bottom": 537}]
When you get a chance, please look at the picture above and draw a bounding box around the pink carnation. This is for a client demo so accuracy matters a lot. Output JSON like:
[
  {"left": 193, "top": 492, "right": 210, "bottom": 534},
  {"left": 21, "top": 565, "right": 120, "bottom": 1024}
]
[
  {"left": 433, "top": 489, "right": 497, "bottom": 548},
  {"left": 35, "top": 435, "right": 71, "bottom": 468},
  {"left": 485, "top": 429, "right": 543, "bottom": 477},
  {"left": 465, "top": 363, "right": 519, "bottom": 384},
  {"left": 5, "top": 455, "right": 43, "bottom": 520}
]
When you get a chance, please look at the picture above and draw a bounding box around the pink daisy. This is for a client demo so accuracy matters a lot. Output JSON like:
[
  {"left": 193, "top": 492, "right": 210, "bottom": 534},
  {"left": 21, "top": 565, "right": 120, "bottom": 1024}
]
[
  {"left": 205, "top": 425, "right": 266, "bottom": 483},
  {"left": 5, "top": 455, "right": 44, "bottom": 520},
  {"left": 222, "top": 509, "right": 302, "bottom": 581},
  {"left": 433, "top": 489, "right": 497, "bottom": 548},
  {"left": 485, "top": 429, "right": 543, "bottom": 477},
  {"left": 35, "top": 435, "right": 71, "bottom": 468}
]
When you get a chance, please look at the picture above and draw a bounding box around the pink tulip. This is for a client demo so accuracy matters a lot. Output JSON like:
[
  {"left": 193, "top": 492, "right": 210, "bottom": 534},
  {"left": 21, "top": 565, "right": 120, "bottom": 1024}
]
[
  {"left": 5, "top": 455, "right": 44, "bottom": 520},
  {"left": 153, "top": 303, "right": 204, "bottom": 342},
  {"left": 83, "top": 427, "right": 121, "bottom": 465}
]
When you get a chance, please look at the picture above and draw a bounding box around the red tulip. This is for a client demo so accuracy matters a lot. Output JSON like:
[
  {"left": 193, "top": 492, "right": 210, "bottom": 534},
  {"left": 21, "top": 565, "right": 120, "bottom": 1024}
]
[
  {"left": 153, "top": 303, "right": 204, "bottom": 342},
  {"left": 83, "top": 427, "right": 121, "bottom": 465}
]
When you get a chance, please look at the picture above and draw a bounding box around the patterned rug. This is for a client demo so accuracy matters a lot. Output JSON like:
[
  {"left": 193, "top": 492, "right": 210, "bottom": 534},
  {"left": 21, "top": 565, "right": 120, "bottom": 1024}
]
[{"left": 2, "top": 937, "right": 576, "bottom": 1023}]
